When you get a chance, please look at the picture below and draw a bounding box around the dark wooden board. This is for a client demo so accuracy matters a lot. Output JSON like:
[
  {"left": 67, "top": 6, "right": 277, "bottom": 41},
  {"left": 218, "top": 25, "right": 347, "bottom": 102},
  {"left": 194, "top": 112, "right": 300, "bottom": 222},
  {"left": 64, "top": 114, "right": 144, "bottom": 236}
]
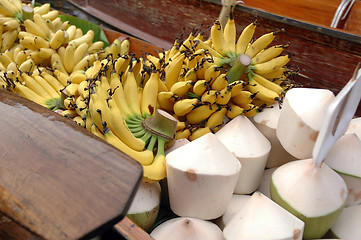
[{"left": 0, "top": 89, "right": 143, "bottom": 240}]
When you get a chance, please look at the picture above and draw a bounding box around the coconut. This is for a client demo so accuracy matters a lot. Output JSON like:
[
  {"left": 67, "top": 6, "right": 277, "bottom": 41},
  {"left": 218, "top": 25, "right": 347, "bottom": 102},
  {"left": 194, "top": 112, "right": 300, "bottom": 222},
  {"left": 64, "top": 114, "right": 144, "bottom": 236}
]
[
  {"left": 329, "top": 204, "right": 361, "bottom": 239},
  {"left": 270, "top": 158, "right": 347, "bottom": 239},
  {"left": 126, "top": 181, "right": 161, "bottom": 232},
  {"left": 256, "top": 167, "right": 277, "bottom": 198},
  {"left": 344, "top": 117, "right": 361, "bottom": 139},
  {"left": 150, "top": 217, "right": 224, "bottom": 240},
  {"left": 276, "top": 88, "right": 335, "bottom": 159},
  {"left": 216, "top": 194, "right": 251, "bottom": 230},
  {"left": 215, "top": 115, "right": 271, "bottom": 194},
  {"left": 223, "top": 191, "right": 305, "bottom": 240},
  {"left": 251, "top": 102, "right": 297, "bottom": 168},
  {"left": 166, "top": 133, "right": 241, "bottom": 220},
  {"left": 324, "top": 133, "right": 361, "bottom": 206}
]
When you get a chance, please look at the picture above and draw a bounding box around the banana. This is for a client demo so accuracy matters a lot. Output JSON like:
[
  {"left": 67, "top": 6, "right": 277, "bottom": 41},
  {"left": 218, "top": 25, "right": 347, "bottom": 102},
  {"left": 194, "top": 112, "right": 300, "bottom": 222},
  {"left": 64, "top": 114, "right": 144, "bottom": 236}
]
[
  {"left": 230, "top": 80, "right": 247, "bottom": 97},
  {"left": 19, "top": 36, "right": 38, "bottom": 50},
  {"left": 250, "top": 72, "right": 283, "bottom": 95},
  {"left": 113, "top": 55, "right": 130, "bottom": 75},
  {"left": 75, "top": 95, "right": 88, "bottom": 118},
  {"left": 23, "top": 19, "right": 48, "bottom": 40},
  {"left": 65, "top": 25, "right": 77, "bottom": 42},
  {"left": 34, "top": 36, "right": 50, "bottom": 49},
  {"left": 245, "top": 29, "right": 280, "bottom": 58},
  {"left": 205, "top": 106, "right": 227, "bottom": 128},
  {"left": 142, "top": 136, "right": 167, "bottom": 182},
  {"left": 232, "top": 90, "right": 255, "bottom": 107},
  {"left": 63, "top": 97, "right": 76, "bottom": 110},
  {"left": 123, "top": 64, "right": 142, "bottom": 117},
  {"left": 189, "top": 127, "right": 212, "bottom": 141},
  {"left": 120, "top": 38, "right": 130, "bottom": 56},
  {"left": 40, "top": 69, "right": 66, "bottom": 92},
  {"left": 41, "top": 10, "right": 59, "bottom": 21},
  {"left": 108, "top": 98, "right": 146, "bottom": 152},
  {"left": 176, "top": 128, "right": 191, "bottom": 140},
  {"left": 204, "top": 64, "right": 221, "bottom": 82},
  {"left": 19, "top": 58, "right": 35, "bottom": 72},
  {"left": 73, "top": 42, "right": 89, "bottom": 66},
  {"left": 68, "top": 70, "right": 86, "bottom": 84},
  {"left": 1, "top": 29, "right": 18, "bottom": 52},
  {"left": 69, "top": 29, "right": 94, "bottom": 48},
  {"left": 141, "top": 71, "right": 159, "bottom": 118},
  {"left": 12, "top": 82, "right": 55, "bottom": 109},
  {"left": 63, "top": 43, "right": 76, "bottom": 73},
  {"left": 173, "top": 98, "right": 199, "bottom": 117},
  {"left": 33, "top": 13, "right": 51, "bottom": 39},
  {"left": 211, "top": 73, "right": 228, "bottom": 91},
  {"left": 184, "top": 67, "right": 197, "bottom": 82},
  {"left": 242, "top": 103, "right": 262, "bottom": 117},
  {"left": 258, "top": 67, "right": 289, "bottom": 79},
  {"left": 34, "top": 3, "right": 50, "bottom": 15},
  {"left": 109, "top": 71, "right": 134, "bottom": 119},
  {"left": 72, "top": 53, "right": 97, "bottom": 72},
  {"left": 73, "top": 115, "right": 85, "bottom": 127},
  {"left": 223, "top": 11, "right": 236, "bottom": 57},
  {"left": 236, "top": 20, "right": 257, "bottom": 55},
  {"left": 210, "top": 20, "right": 227, "bottom": 56},
  {"left": 201, "top": 89, "right": 218, "bottom": 104},
  {"left": 170, "top": 79, "right": 193, "bottom": 98},
  {"left": 252, "top": 44, "right": 288, "bottom": 64},
  {"left": 87, "top": 41, "right": 104, "bottom": 54},
  {"left": 20, "top": 72, "right": 52, "bottom": 99},
  {"left": 103, "top": 127, "right": 155, "bottom": 167},
  {"left": 226, "top": 102, "right": 244, "bottom": 119},
  {"left": 194, "top": 39, "right": 224, "bottom": 59},
  {"left": 14, "top": 50, "right": 28, "bottom": 66},
  {"left": 215, "top": 85, "right": 232, "bottom": 105},
  {"left": 53, "top": 69, "right": 69, "bottom": 86},
  {"left": 192, "top": 79, "right": 209, "bottom": 96},
  {"left": 51, "top": 53, "right": 67, "bottom": 75},
  {"left": 164, "top": 53, "right": 185, "bottom": 90},
  {"left": 49, "top": 29, "right": 65, "bottom": 49},
  {"left": 32, "top": 74, "right": 61, "bottom": 98},
  {"left": 186, "top": 103, "right": 218, "bottom": 124},
  {"left": 0, "top": 52, "right": 12, "bottom": 68},
  {"left": 245, "top": 75, "right": 280, "bottom": 103},
  {"left": 251, "top": 54, "right": 291, "bottom": 74},
  {"left": 0, "top": 0, "right": 20, "bottom": 16},
  {"left": 38, "top": 47, "right": 55, "bottom": 60},
  {"left": 64, "top": 83, "right": 79, "bottom": 98},
  {"left": 157, "top": 91, "right": 179, "bottom": 112},
  {"left": 3, "top": 18, "right": 20, "bottom": 31}
]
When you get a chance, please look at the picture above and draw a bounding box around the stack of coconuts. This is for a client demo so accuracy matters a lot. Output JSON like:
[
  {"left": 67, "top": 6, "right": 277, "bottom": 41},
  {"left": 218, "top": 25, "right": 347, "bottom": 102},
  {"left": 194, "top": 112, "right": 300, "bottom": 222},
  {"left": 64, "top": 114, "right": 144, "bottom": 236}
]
[{"left": 127, "top": 82, "right": 361, "bottom": 239}]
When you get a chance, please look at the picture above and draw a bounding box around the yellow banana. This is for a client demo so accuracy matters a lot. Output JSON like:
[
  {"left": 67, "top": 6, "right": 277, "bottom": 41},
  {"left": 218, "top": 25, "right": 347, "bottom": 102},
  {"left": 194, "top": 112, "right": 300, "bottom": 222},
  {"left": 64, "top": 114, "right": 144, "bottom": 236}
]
[
  {"left": 69, "top": 29, "right": 94, "bottom": 48},
  {"left": 164, "top": 53, "right": 185, "bottom": 90},
  {"left": 205, "top": 106, "right": 227, "bottom": 128},
  {"left": 245, "top": 75, "right": 280, "bottom": 103},
  {"left": 108, "top": 98, "right": 146, "bottom": 152},
  {"left": 68, "top": 70, "right": 86, "bottom": 84},
  {"left": 14, "top": 50, "right": 28, "bottom": 66},
  {"left": 63, "top": 43, "right": 76, "bottom": 73},
  {"left": 201, "top": 89, "right": 218, "bottom": 104},
  {"left": 176, "top": 128, "right": 191, "bottom": 140},
  {"left": 184, "top": 67, "right": 197, "bottom": 82},
  {"left": 34, "top": 36, "right": 50, "bottom": 49},
  {"left": 12, "top": 82, "right": 53, "bottom": 109},
  {"left": 230, "top": 80, "right": 247, "bottom": 97},
  {"left": 63, "top": 83, "right": 79, "bottom": 98},
  {"left": 0, "top": 52, "right": 12, "bottom": 68},
  {"left": 75, "top": 95, "right": 89, "bottom": 118},
  {"left": 3, "top": 18, "right": 20, "bottom": 31},
  {"left": 0, "top": 0, "right": 20, "bottom": 16},
  {"left": 170, "top": 79, "right": 193, "bottom": 98},
  {"left": 73, "top": 42, "right": 89, "bottom": 66},
  {"left": 77, "top": 79, "right": 89, "bottom": 99},
  {"left": 236, "top": 21, "right": 257, "bottom": 55},
  {"left": 32, "top": 74, "right": 61, "bottom": 98},
  {"left": 245, "top": 30, "right": 279, "bottom": 58},
  {"left": 186, "top": 103, "right": 217, "bottom": 125},
  {"left": 72, "top": 53, "right": 97, "bottom": 72},
  {"left": 38, "top": 47, "right": 55, "bottom": 60},
  {"left": 173, "top": 98, "right": 199, "bottom": 117},
  {"left": 215, "top": 85, "right": 232, "bottom": 105},
  {"left": 123, "top": 65, "right": 142, "bottom": 117},
  {"left": 252, "top": 44, "right": 288, "bottom": 64},
  {"left": 194, "top": 39, "right": 224, "bottom": 59},
  {"left": 251, "top": 54, "right": 291, "bottom": 74},
  {"left": 63, "top": 97, "right": 76, "bottom": 110},
  {"left": 157, "top": 91, "right": 179, "bottom": 112},
  {"left": 109, "top": 71, "right": 134, "bottom": 119},
  {"left": 142, "top": 136, "right": 167, "bottom": 182},
  {"left": 242, "top": 103, "right": 262, "bottom": 117},
  {"left": 204, "top": 64, "right": 221, "bottom": 82},
  {"left": 87, "top": 41, "right": 104, "bottom": 54},
  {"left": 2, "top": 29, "right": 18, "bottom": 52},
  {"left": 226, "top": 102, "right": 244, "bottom": 119},
  {"left": 65, "top": 25, "right": 77, "bottom": 42},
  {"left": 49, "top": 29, "right": 65, "bottom": 49},
  {"left": 33, "top": 13, "right": 51, "bottom": 39},
  {"left": 19, "top": 36, "right": 38, "bottom": 50},
  {"left": 72, "top": 115, "right": 85, "bottom": 127},
  {"left": 211, "top": 73, "right": 228, "bottom": 91},
  {"left": 232, "top": 90, "right": 255, "bottom": 107},
  {"left": 40, "top": 69, "right": 66, "bottom": 92},
  {"left": 41, "top": 9, "right": 59, "bottom": 21},
  {"left": 51, "top": 53, "right": 67, "bottom": 75},
  {"left": 258, "top": 67, "right": 289, "bottom": 79},
  {"left": 19, "top": 58, "right": 35, "bottom": 72},
  {"left": 210, "top": 20, "right": 227, "bottom": 56},
  {"left": 53, "top": 69, "right": 69, "bottom": 86},
  {"left": 23, "top": 19, "right": 48, "bottom": 39},
  {"left": 223, "top": 11, "right": 236, "bottom": 57},
  {"left": 189, "top": 127, "right": 212, "bottom": 141},
  {"left": 34, "top": 3, "right": 50, "bottom": 15},
  {"left": 120, "top": 38, "right": 130, "bottom": 56},
  {"left": 20, "top": 72, "right": 51, "bottom": 99},
  {"left": 192, "top": 79, "right": 209, "bottom": 96},
  {"left": 141, "top": 71, "right": 159, "bottom": 118},
  {"left": 250, "top": 72, "right": 283, "bottom": 95}
]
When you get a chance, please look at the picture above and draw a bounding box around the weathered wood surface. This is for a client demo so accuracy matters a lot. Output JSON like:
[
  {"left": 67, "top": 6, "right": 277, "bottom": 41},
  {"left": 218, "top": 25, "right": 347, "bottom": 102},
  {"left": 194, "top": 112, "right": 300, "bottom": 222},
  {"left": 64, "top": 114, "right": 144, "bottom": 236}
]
[
  {"left": 69, "top": 0, "right": 361, "bottom": 116},
  {"left": 113, "top": 216, "right": 154, "bottom": 240},
  {"left": 0, "top": 89, "right": 143, "bottom": 240}
]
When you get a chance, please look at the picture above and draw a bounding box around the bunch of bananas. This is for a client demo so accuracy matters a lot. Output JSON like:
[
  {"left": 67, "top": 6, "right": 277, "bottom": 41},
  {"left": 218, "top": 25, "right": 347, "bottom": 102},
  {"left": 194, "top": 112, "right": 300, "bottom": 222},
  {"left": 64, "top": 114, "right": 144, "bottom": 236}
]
[
  {"left": 0, "top": 0, "right": 298, "bottom": 183},
  {"left": 154, "top": 10, "right": 296, "bottom": 141}
]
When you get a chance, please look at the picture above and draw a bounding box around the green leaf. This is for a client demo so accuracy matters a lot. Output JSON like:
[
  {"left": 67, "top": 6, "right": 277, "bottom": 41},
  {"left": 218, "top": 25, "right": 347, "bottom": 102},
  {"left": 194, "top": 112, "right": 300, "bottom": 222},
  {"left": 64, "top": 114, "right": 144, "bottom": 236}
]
[{"left": 58, "top": 14, "right": 110, "bottom": 47}]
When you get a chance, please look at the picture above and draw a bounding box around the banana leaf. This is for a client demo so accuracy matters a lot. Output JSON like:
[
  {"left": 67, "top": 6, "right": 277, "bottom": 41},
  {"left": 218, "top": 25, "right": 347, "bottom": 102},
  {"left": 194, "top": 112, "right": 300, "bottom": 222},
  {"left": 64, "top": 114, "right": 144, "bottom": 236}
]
[{"left": 59, "top": 14, "right": 110, "bottom": 47}]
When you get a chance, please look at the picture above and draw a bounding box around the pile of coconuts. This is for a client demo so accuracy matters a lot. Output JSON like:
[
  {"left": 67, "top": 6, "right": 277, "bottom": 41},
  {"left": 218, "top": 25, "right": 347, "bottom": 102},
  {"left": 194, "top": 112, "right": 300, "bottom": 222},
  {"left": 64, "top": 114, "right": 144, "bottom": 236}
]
[{"left": 126, "top": 82, "right": 361, "bottom": 239}]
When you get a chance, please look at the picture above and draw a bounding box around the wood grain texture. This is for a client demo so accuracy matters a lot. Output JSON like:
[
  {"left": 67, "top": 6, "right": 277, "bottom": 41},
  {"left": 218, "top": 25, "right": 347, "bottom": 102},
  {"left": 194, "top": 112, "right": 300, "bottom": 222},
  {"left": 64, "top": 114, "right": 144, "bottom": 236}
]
[
  {"left": 113, "top": 217, "right": 154, "bottom": 240},
  {"left": 0, "top": 89, "right": 143, "bottom": 240}
]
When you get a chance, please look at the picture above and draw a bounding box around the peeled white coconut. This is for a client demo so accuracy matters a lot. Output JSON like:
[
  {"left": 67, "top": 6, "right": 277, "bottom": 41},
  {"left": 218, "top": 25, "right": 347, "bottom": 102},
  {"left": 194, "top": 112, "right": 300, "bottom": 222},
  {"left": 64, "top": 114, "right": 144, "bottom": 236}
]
[
  {"left": 126, "top": 181, "right": 161, "bottom": 232},
  {"left": 251, "top": 102, "right": 297, "bottom": 168},
  {"left": 215, "top": 115, "right": 271, "bottom": 194},
  {"left": 216, "top": 194, "right": 251, "bottom": 230},
  {"left": 276, "top": 88, "right": 335, "bottom": 159},
  {"left": 256, "top": 167, "right": 277, "bottom": 198},
  {"left": 223, "top": 191, "right": 305, "bottom": 240},
  {"left": 329, "top": 204, "right": 361, "bottom": 239},
  {"left": 161, "top": 138, "right": 191, "bottom": 207},
  {"left": 270, "top": 158, "right": 347, "bottom": 239},
  {"left": 150, "top": 217, "right": 224, "bottom": 240},
  {"left": 344, "top": 117, "right": 361, "bottom": 139},
  {"left": 166, "top": 133, "right": 241, "bottom": 220},
  {"left": 324, "top": 133, "right": 361, "bottom": 206}
]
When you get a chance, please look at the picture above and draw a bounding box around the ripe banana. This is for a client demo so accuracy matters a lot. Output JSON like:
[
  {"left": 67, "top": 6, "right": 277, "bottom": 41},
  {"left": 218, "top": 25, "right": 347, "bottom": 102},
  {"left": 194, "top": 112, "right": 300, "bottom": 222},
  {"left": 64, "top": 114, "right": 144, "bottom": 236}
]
[
  {"left": 251, "top": 54, "right": 291, "bottom": 74},
  {"left": 173, "top": 98, "right": 199, "bottom": 116}
]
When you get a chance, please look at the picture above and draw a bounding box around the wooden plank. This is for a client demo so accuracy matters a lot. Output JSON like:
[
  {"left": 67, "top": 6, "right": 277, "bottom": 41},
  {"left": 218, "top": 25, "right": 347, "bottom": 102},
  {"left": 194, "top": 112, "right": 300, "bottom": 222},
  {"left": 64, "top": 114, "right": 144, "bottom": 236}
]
[
  {"left": 113, "top": 217, "right": 154, "bottom": 240},
  {"left": 0, "top": 89, "right": 143, "bottom": 240}
]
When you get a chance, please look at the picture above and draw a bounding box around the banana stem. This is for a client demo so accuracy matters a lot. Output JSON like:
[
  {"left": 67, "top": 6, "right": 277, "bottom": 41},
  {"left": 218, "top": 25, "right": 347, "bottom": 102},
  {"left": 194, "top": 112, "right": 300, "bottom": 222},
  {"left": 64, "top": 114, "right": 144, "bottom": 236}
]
[
  {"left": 143, "top": 109, "right": 178, "bottom": 140},
  {"left": 156, "top": 136, "right": 166, "bottom": 157},
  {"left": 147, "top": 134, "right": 158, "bottom": 151},
  {"left": 227, "top": 54, "right": 252, "bottom": 84},
  {"left": 21, "top": 5, "right": 34, "bottom": 21}
]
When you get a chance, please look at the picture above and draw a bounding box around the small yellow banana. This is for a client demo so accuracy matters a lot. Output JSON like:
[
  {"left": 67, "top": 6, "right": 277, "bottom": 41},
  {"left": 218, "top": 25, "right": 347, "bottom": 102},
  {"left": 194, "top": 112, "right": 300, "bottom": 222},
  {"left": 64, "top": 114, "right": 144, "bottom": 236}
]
[
  {"left": 215, "top": 85, "right": 232, "bottom": 105},
  {"left": 226, "top": 102, "right": 244, "bottom": 119},
  {"left": 192, "top": 79, "right": 209, "bottom": 96},
  {"left": 123, "top": 65, "right": 142, "bottom": 117},
  {"left": 245, "top": 30, "right": 279, "bottom": 58},
  {"left": 211, "top": 73, "right": 228, "bottom": 91},
  {"left": 232, "top": 90, "right": 254, "bottom": 107},
  {"left": 2, "top": 29, "right": 19, "bottom": 52},
  {"left": 20, "top": 72, "right": 51, "bottom": 99},
  {"left": 170, "top": 79, "right": 193, "bottom": 98},
  {"left": 223, "top": 11, "right": 236, "bottom": 57},
  {"left": 201, "top": 89, "right": 218, "bottom": 104},
  {"left": 157, "top": 91, "right": 179, "bottom": 112},
  {"left": 63, "top": 43, "right": 76, "bottom": 73},
  {"left": 142, "top": 136, "right": 167, "bottom": 182},
  {"left": 69, "top": 29, "right": 94, "bottom": 48},
  {"left": 3, "top": 18, "right": 20, "bottom": 31},
  {"left": 186, "top": 103, "right": 217, "bottom": 125},
  {"left": 23, "top": 19, "right": 48, "bottom": 40},
  {"left": 164, "top": 53, "right": 185, "bottom": 90},
  {"left": 120, "top": 38, "right": 130, "bottom": 56},
  {"left": 34, "top": 3, "right": 51, "bottom": 15},
  {"left": 252, "top": 44, "right": 288, "bottom": 64},
  {"left": 245, "top": 75, "right": 280, "bottom": 103},
  {"left": 251, "top": 54, "right": 291, "bottom": 75},
  {"left": 189, "top": 127, "right": 212, "bottom": 141},
  {"left": 33, "top": 13, "right": 51, "bottom": 39},
  {"left": 141, "top": 71, "right": 159, "bottom": 118},
  {"left": 72, "top": 53, "right": 97, "bottom": 72},
  {"left": 73, "top": 42, "right": 89, "bottom": 66},
  {"left": 173, "top": 98, "right": 199, "bottom": 117},
  {"left": 49, "top": 29, "right": 65, "bottom": 49},
  {"left": 210, "top": 20, "right": 227, "bottom": 56},
  {"left": 205, "top": 107, "right": 227, "bottom": 128},
  {"left": 250, "top": 72, "right": 283, "bottom": 95},
  {"left": 176, "top": 128, "right": 191, "bottom": 140}
]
